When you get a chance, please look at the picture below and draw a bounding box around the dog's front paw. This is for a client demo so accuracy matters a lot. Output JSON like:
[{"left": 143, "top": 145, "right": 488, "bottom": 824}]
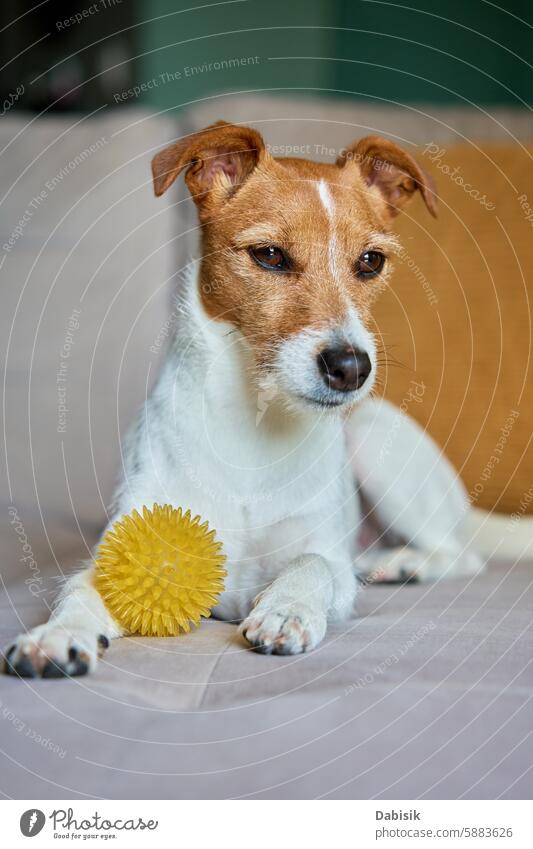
[
  {"left": 3, "top": 624, "right": 109, "bottom": 678},
  {"left": 240, "top": 602, "right": 327, "bottom": 655}
]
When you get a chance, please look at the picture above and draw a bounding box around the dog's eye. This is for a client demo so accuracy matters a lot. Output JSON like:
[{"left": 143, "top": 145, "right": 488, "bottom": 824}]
[
  {"left": 355, "top": 250, "right": 385, "bottom": 279},
  {"left": 249, "top": 245, "right": 291, "bottom": 272}
]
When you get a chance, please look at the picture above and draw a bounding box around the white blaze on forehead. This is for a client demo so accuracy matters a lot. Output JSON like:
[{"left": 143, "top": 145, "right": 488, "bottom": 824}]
[
  {"left": 317, "top": 178, "right": 335, "bottom": 218},
  {"left": 316, "top": 179, "right": 341, "bottom": 282}
]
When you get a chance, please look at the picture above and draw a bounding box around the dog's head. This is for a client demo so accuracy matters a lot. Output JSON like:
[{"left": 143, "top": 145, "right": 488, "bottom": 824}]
[{"left": 152, "top": 121, "right": 437, "bottom": 411}]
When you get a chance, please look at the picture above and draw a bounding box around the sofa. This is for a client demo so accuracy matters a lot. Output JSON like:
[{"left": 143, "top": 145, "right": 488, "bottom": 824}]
[{"left": 1, "top": 98, "right": 532, "bottom": 799}]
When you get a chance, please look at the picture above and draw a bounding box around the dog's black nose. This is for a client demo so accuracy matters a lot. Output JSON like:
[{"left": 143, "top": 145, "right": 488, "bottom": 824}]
[{"left": 317, "top": 347, "right": 371, "bottom": 392}]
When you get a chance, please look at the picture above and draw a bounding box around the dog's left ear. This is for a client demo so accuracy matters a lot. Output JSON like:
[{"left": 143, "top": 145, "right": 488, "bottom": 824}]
[
  {"left": 337, "top": 136, "right": 438, "bottom": 218},
  {"left": 151, "top": 121, "right": 267, "bottom": 217}
]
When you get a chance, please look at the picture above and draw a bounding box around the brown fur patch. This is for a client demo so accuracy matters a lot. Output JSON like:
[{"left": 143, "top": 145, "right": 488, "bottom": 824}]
[
  {"left": 197, "top": 157, "right": 394, "bottom": 366},
  {"left": 152, "top": 123, "right": 436, "bottom": 369}
]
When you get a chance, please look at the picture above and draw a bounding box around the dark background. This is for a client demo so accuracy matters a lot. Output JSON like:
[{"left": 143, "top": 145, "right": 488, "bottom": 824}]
[{"left": 1, "top": 0, "right": 531, "bottom": 114}]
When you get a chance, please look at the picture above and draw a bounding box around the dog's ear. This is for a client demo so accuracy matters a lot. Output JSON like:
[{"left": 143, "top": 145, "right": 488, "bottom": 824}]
[
  {"left": 151, "top": 121, "right": 266, "bottom": 215},
  {"left": 337, "top": 136, "right": 438, "bottom": 218}
]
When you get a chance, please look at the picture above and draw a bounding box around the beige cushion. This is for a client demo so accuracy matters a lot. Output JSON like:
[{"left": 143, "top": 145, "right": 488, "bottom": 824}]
[
  {"left": 1, "top": 110, "right": 178, "bottom": 585},
  {"left": 1, "top": 561, "right": 532, "bottom": 798}
]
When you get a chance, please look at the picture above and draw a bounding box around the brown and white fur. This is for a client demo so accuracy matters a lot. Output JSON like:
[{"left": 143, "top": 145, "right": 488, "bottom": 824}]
[{"left": 4, "top": 122, "right": 483, "bottom": 677}]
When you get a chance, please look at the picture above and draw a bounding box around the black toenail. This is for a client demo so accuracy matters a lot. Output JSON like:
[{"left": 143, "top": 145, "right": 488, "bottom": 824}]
[
  {"left": 42, "top": 660, "right": 67, "bottom": 678},
  {"left": 13, "top": 656, "right": 37, "bottom": 678},
  {"left": 68, "top": 647, "right": 79, "bottom": 661},
  {"left": 98, "top": 634, "right": 109, "bottom": 649},
  {"left": 3, "top": 646, "right": 16, "bottom": 674},
  {"left": 72, "top": 660, "right": 89, "bottom": 676},
  {"left": 3, "top": 646, "right": 15, "bottom": 670},
  {"left": 251, "top": 642, "right": 273, "bottom": 655}
]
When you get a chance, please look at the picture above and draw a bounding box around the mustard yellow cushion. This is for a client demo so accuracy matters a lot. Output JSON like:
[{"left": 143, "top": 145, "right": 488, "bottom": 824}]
[{"left": 374, "top": 143, "right": 533, "bottom": 514}]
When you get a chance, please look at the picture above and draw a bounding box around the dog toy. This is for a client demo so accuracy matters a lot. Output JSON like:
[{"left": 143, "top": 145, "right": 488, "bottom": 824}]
[{"left": 94, "top": 504, "right": 226, "bottom": 637}]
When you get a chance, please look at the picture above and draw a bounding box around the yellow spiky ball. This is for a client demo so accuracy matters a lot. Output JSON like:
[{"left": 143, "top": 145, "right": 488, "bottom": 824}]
[{"left": 94, "top": 504, "right": 226, "bottom": 637}]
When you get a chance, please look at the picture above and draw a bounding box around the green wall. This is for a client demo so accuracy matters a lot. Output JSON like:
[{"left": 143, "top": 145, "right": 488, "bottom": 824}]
[
  {"left": 134, "top": 0, "right": 337, "bottom": 114},
  {"left": 334, "top": 0, "right": 532, "bottom": 106},
  {"left": 134, "top": 0, "right": 532, "bottom": 111}
]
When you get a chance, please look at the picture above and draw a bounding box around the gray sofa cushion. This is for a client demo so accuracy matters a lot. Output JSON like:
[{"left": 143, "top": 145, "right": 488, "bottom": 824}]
[
  {"left": 1, "top": 110, "right": 178, "bottom": 587},
  {"left": 1, "top": 102, "right": 531, "bottom": 799},
  {"left": 1, "top": 562, "right": 531, "bottom": 799}
]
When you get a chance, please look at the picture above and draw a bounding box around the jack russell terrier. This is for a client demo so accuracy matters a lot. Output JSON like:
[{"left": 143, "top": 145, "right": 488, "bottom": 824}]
[{"left": 4, "top": 121, "right": 483, "bottom": 677}]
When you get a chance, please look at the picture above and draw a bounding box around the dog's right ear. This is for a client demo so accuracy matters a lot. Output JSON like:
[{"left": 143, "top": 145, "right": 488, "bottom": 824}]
[{"left": 151, "top": 121, "right": 267, "bottom": 216}]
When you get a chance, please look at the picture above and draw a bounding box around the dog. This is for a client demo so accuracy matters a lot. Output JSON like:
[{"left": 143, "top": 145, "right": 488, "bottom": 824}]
[{"left": 4, "top": 121, "right": 483, "bottom": 677}]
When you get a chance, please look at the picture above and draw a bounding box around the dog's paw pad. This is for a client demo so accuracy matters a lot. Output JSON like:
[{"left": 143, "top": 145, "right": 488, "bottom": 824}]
[
  {"left": 240, "top": 604, "right": 326, "bottom": 655},
  {"left": 3, "top": 626, "right": 108, "bottom": 679}
]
